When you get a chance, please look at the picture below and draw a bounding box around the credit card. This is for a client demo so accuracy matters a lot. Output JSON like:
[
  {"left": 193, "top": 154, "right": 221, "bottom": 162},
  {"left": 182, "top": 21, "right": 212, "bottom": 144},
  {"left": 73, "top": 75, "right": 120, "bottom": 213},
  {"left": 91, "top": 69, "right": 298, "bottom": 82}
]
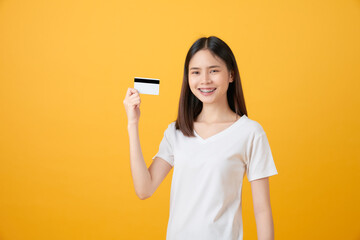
[{"left": 134, "top": 77, "right": 160, "bottom": 95}]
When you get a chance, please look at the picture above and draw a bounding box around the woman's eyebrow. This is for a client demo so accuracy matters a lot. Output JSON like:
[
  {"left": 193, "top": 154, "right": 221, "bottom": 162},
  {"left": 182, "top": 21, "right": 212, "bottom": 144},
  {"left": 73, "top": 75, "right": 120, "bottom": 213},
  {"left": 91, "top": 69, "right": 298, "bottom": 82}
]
[{"left": 190, "top": 65, "right": 221, "bottom": 70}]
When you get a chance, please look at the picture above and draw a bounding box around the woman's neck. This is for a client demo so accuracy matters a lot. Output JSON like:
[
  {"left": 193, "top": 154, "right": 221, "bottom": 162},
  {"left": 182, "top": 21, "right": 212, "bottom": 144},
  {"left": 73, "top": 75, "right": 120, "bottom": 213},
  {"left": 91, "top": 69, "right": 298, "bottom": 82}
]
[{"left": 195, "top": 104, "right": 238, "bottom": 123}]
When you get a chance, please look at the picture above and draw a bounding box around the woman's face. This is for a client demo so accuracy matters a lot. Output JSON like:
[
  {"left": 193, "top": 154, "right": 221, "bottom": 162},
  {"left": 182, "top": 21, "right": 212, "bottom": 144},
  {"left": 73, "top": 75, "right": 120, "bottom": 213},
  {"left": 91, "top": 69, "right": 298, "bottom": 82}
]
[{"left": 188, "top": 49, "right": 233, "bottom": 104}]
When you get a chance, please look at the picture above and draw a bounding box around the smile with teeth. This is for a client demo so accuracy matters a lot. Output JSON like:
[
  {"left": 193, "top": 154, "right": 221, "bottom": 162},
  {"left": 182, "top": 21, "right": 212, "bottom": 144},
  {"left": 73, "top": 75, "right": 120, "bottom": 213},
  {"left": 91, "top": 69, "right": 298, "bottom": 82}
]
[{"left": 199, "top": 88, "right": 216, "bottom": 93}]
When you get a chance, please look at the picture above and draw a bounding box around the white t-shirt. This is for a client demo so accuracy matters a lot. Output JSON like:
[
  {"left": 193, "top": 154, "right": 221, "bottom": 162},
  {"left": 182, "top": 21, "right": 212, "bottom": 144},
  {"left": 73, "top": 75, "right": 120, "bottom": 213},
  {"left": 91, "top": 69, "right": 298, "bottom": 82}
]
[{"left": 152, "top": 114, "right": 278, "bottom": 240}]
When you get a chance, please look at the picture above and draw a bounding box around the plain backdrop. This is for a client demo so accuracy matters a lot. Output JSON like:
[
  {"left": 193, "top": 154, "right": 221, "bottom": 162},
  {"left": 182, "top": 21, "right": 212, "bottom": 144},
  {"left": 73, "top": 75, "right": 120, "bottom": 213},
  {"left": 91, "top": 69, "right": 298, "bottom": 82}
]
[{"left": 0, "top": 0, "right": 359, "bottom": 239}]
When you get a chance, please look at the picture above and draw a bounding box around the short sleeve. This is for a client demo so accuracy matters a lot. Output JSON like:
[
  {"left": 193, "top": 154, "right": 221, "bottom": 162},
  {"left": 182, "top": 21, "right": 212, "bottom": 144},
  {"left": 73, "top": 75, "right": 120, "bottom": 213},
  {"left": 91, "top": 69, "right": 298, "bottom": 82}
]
[
  {"left": 152, "top": 123, "right": 174, "bottom": 167},
  {"left": 246, "top": 132, "right": 278, "bottom": 182}
]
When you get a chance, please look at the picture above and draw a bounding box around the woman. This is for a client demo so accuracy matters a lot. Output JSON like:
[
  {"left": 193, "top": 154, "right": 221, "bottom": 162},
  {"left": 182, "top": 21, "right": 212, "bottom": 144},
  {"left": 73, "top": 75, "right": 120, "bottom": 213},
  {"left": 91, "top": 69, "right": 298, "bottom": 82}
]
[{"left": 123, "top": 36, "right": 278, "bottom": 240}]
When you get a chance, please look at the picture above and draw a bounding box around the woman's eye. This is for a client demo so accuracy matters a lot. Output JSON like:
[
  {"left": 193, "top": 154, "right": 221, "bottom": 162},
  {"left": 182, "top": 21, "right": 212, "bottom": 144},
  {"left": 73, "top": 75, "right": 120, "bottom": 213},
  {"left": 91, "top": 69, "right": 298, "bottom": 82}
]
[
  {"left": 210, "top": 70, "right": 219, "bottom": 73},
  {"left": 192, "top": 71, "right": 199, "bottom": 74}
]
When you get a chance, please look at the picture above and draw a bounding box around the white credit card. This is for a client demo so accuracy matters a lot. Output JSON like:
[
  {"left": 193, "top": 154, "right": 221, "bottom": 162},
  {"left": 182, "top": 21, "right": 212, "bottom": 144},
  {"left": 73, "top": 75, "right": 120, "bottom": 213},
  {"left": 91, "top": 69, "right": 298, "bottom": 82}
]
[{"left": 134, "top": 77, "right": 160, "bottom": 95}]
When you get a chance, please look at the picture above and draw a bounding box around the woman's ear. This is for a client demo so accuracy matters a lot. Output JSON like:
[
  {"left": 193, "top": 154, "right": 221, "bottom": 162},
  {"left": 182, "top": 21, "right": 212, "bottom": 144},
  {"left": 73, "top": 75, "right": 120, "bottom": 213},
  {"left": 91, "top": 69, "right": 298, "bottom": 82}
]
[{"left": 230, "top": 71, "right": 234, "bottom": 82}]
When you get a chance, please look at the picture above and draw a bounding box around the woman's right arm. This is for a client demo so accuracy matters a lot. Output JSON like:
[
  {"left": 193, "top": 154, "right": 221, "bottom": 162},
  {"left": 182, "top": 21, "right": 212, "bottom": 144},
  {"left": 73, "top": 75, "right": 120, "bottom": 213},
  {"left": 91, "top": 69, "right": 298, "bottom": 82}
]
[{"left": 124, "top": 88, "right": 172, "bottom": 200}]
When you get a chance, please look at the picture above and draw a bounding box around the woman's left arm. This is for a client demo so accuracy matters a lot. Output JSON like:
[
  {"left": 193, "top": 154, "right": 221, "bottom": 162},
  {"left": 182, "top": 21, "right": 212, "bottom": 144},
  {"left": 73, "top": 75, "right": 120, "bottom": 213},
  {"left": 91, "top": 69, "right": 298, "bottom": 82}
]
[{"left": 250, "top": 177, "right": 275, "bottom": 240}]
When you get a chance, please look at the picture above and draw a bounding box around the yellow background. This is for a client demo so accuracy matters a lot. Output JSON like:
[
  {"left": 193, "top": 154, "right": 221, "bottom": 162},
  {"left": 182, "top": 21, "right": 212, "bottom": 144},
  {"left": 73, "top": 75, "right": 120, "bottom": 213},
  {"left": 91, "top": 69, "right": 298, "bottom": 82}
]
[{"left": 1, "top": 0, "right": 359, "bottom": 239}]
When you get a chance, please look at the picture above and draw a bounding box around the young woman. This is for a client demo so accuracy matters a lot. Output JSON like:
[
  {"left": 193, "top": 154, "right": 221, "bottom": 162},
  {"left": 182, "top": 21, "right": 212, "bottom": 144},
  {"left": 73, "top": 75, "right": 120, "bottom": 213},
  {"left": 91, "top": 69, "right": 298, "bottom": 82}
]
[{"left": 123, "top": 36, "right": 278, "bottom": 240}]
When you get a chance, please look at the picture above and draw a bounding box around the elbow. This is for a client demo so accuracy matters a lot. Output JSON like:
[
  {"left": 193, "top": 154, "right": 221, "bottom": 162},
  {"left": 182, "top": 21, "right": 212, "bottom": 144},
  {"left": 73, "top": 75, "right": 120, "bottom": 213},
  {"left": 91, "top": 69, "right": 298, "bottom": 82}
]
[
  {"left": 136, "top": 190, "right": 151, "bottom": 200},
  {"left": 134, "top": 182, "right": 154, "bottom": 200},
  {"left": 138, "top": 193, "right": 149, "bottom": 200}
]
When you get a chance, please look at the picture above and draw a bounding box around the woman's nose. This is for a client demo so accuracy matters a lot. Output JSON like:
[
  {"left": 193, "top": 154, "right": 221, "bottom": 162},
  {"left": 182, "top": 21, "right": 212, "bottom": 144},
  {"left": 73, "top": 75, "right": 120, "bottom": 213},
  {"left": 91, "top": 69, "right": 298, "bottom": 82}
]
[{"left": 201, "top": 72, "right": 212, "bottom": 83}]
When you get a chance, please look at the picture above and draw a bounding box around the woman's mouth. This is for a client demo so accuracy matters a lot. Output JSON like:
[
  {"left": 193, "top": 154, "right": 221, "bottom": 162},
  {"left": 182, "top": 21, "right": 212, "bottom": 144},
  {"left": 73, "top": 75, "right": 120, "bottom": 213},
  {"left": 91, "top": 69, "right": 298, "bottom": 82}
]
[{"left": 198, "top": 88, "right": 216, "bottom": 96}]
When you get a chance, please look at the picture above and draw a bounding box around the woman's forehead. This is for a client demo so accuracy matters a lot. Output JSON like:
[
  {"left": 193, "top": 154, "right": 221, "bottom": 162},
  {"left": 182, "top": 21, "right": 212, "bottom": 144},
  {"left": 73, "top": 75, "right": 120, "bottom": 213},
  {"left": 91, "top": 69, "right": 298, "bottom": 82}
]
[{"left": 189, "top": 49, "right": 225, "bottom": 67}]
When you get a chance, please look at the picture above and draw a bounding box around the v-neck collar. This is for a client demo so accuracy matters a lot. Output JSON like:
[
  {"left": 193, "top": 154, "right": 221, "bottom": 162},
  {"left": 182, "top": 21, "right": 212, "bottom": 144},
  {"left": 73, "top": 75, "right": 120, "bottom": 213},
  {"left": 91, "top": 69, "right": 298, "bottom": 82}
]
[{"left": 193, "top": 115, "right": 247, "bottom": 143}]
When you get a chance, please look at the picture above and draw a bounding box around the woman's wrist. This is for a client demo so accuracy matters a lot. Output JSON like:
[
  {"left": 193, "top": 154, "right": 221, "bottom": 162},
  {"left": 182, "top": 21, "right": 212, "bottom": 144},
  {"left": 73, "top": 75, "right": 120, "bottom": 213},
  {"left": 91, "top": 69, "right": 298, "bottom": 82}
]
[{"left": 127, "top": 122, "right": 139, "bottom": 129}]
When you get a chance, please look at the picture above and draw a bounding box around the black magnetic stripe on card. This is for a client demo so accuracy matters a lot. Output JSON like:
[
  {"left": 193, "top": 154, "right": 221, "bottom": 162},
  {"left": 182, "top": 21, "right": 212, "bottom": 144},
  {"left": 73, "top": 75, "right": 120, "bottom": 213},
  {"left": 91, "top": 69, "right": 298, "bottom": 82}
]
[{"left": 134, "top": 78, "right": 160, "bottom": 84}]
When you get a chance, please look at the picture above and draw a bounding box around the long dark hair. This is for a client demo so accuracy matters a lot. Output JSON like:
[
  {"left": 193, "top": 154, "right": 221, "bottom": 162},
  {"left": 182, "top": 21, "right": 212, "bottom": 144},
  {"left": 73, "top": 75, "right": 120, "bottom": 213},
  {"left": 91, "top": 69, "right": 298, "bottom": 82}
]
[{"left": 175, "top": 36, "right": 248, "bottom": 137}]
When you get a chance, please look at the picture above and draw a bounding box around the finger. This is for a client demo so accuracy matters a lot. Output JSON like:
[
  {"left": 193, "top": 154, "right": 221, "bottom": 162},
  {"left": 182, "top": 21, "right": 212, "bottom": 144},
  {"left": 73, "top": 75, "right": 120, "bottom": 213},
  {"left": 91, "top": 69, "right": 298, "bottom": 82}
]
[
  {"left": 129, "top": 94, "right": 140, "bottom": 100},
  {"left": 127, "top": 88, "right": 132, "bottom": 96},
  {"left": 127, "top": 88, "right": 136, "bottom": 96},
  {"left": 130, "top": 88, "right": 139, "bottom": 94},
  {"left": 130, "top": 91, "right": 139, "bottom": 97},
  {"left": 131, "top": 99, "right": 140, "bottom": 106}
]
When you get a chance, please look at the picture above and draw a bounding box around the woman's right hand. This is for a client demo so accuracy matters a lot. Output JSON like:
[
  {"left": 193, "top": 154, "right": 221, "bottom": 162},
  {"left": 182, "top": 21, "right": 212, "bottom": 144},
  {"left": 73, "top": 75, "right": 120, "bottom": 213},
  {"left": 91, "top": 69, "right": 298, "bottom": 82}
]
[{"left": 123, "top": 88, "right": 141, "bottom": 125}]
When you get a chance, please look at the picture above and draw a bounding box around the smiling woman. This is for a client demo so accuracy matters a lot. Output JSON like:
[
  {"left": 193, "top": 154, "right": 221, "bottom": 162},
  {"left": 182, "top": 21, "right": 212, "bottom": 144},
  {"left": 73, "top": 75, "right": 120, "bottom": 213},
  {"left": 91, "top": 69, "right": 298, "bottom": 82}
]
[{"left": 124, "top": 36, "right": 278, "bottom": 240}]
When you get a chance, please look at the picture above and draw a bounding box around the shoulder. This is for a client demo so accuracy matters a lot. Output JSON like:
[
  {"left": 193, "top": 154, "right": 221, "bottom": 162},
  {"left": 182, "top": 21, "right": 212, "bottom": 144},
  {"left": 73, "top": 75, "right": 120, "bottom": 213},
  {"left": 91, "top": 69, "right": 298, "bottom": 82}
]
[
  {"left": 242, "top": 115, "right": 267, "bottom": 137},
  {"left": 166, "top": 121, "right": 176, "bottom": 131},
  {"left": 163, "top": 121, "right": 177, "bottom": 136}
]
